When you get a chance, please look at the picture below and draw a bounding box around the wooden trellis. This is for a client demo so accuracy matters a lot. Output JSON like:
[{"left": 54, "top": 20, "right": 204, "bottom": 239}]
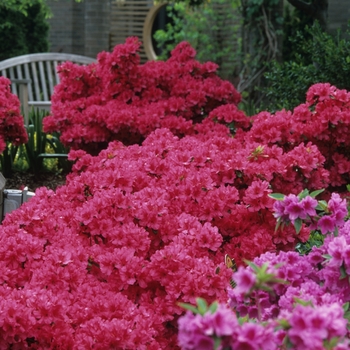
[{"left": 110, "top": 0, "right": 154, "bottom": 63}]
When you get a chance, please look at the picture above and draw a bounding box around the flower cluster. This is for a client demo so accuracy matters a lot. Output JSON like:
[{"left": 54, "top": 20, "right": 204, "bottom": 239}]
[
  {"left": 272, "top": 190, "right": 348, "bottom": 235},
  {"left": 247, "top": 83, "right": 350, "bottom": 187},
  {"left": 179, "top": 300, "right": 348, "bottom": 349},
  {"left": 46, "top": 39, "right": 350, "bottom": 190},
  {"left": 0, "top": 77, "right": 28, "bottom": 153},
  {"left": 178, "top": 300, "right": 276, "bottom": 349},
  {"left": 179, "top": 215, "right": 350, "bottom": 349},
  {"left": 43, "top": 38, "right": 241, "bottom": 153}
]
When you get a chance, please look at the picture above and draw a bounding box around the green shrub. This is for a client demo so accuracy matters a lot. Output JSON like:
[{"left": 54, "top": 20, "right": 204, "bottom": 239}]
[
  {"left": 262, "top": 23, "right": 350, "bottom": 112},
  {"left": 0, "top": 1, "right": 49, "bottom": 61}
]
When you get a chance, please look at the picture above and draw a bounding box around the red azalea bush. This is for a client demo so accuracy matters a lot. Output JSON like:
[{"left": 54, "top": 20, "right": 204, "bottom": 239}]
[
  {"left": 0, "top": 77, "right": 28, "bottom": 153},
  {"left": 45, "top": 36, "right": 350, "bottom": 191},
  {"left": 246, "top": 83, "right": 350, "bottom": 189},
  {"left": 43, "top": 38, "right": 241, "bottom": 153}
]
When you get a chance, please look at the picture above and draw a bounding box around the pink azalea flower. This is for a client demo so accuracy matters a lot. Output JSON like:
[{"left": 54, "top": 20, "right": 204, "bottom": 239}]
[
  {"left": 318, "top": 215, "right": 336, "bottom": 235},
  {"left": 300, "top": 196, "right": 318, "bottom": 217},
  {"left": 233, "top": 267, "right": 256, "bottom": 294}
]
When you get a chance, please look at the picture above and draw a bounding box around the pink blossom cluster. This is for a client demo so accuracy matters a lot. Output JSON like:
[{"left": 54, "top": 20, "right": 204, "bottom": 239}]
[
  {"left": 247, "top": 82, "right": 350, "bottom": 187},
  {"left": 43, "top": 38, "right": 241, "bottom": 153},
  {"left": 0, "top": 77, "right": 28, "bottom": 153},
  {"left": 178, "top": 303, "right": 276, "bottom": 349},
  {"left": 46, "top": 42, "right": 350, "bottom": 190},
  {"left": 273, "top": 192, "right": 348, "bottom": 234},
  {"left": 178, "top": 303, "right": 350, "bottom": 350},
  {"left": 178, "top": 218, "right": 350, "bottom": 349},
  {"left": 178, "top": 302, "right": 348, "bottom": 349}
]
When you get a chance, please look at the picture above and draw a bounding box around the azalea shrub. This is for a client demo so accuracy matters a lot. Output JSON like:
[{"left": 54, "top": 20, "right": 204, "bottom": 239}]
[
  {"left": 246, "top": 82, "right": 350, "bottom": 189},
  {"left": 0, "top": 77, "right": 28, "bottom": 153},
  {"left": 45, "top": 36, "right": 350, "bottom": 191},
  {"left": 43, "top": 37, "right": 241, "bottom": 154},
  {"left": 178, "top": 192, "right": 350, "bottom": 349},
  {"left": 0, "top": 123, "right": 330, "bottom": 347}
]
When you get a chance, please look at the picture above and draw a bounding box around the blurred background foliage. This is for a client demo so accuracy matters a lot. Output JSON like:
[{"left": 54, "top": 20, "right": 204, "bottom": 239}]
[
  {"left": 154, "top": 0, "right": 242, "bottom": 82},
  {"left": 154, "top": 0, "right": 350, "bottom": 114},
  {"left": 262, "top": 22, "right": 350, "bottom": 112},
  {"left": 0, "top": 0, "right": 49, "bottom": 61}
]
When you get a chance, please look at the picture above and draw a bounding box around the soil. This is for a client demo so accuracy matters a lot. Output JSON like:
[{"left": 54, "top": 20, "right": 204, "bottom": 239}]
[{"left": 4, "top": 171, "right": 68, "bottom": 192}]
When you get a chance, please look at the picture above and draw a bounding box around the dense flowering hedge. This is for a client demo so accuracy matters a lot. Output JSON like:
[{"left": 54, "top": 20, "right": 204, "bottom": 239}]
[
  {"left": 0, "top": 125, "right": 328, "bottom": 347},
  {"left": 1, "top": 38, "right": 350, "bottom": 347},
  {"left": 0, "top": 77, "right": 28, "bottom": 153}
]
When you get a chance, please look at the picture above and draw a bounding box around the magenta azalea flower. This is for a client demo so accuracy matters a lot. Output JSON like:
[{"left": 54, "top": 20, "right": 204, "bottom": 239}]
[
  {"left": 233, "top": 267, "right": 256, "bottom": 294},
  {"left": 300, "top": 196, "right": 318, "bottom": 217},
  {"left": 318, "top": 215, "right": 336, "bottom": 235}
]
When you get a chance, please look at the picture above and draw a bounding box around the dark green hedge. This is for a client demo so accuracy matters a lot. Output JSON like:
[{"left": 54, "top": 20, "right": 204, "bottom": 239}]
[
  {"left": 0, "top": 1, "right": 49, "bottom": 61},
  {"left": 262, "top": 23, "right": 350, "bottom": 112}
]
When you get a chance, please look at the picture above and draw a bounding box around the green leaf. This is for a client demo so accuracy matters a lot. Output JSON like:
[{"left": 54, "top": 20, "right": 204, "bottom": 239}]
[
  {"left": 324, "top": 337, "right": 340, "bottom": 349},
  {"left": 277, "top": 318, "right": 290, "bottom": 329},
  {"left": 293, "top": 297, "right": 313, "bottom": 307},
  {"left": 343, "top": 302, "right": 349, "bottom": 312},
  {"left": 340, "top": 264, "right": 347, "bottom": 280},
  {"left": 309, "top": 189, "right": 324, "bottom": 198},
  {"left": 297, "top": 189, "right": 309, "bottom": 199},
  {"left": 294, "top": 218, "right": 302, "bottom": 234},
  {"left": 213, "top": 337, "right": 222, "bottom": 350},
  {"left": 237, "top": 315, "right": 249, "bottom": 325},
  {"left": 274, "top": 217, "right": 282, "bottom": 232},
  {"left": 208, "top": 301, "right": 219, "bottom": 314},
  {"left": 316, "top": 200, "right": 328, "bottom": 211},
  {"left": 334, "top": 226, "right": 339, "bottom": 237},
  {"left": 245, "top": 260, "right": 260, "bottom": 273},
  {"left": 196, "top": 298, "right": 208, "bottom": 315},
  {"left": 177, "top": 302, "right": 199, "bottom": 314},
  {"left": 268, "top": 193, "right": 285, "bottom": 200}
]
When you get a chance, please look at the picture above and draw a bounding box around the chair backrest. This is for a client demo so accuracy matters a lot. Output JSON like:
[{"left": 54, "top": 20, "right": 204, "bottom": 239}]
[{"left": 0, "top": 53, "right": 96, "bottom": 104}]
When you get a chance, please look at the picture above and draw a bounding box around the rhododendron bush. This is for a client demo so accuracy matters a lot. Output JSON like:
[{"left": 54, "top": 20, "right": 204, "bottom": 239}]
[
  {"left": 246, "top": 82, "right": 350, "bottom": 189},
  {"left": 0, "top": 77, "right": 28, "bottom": 153}
]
